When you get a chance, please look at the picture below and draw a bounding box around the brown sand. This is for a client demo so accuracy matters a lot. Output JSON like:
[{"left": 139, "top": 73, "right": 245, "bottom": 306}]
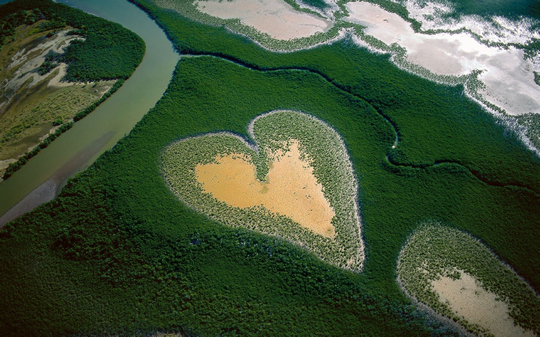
[
  {"left": 193, "top": 0, "right": 331, "bottom": 40},
  {"left": 431, "top": 271, "right": 535, "bottom": 337},
  {"left": 195, "top": 141, "right": 335, "bottom": 238}
]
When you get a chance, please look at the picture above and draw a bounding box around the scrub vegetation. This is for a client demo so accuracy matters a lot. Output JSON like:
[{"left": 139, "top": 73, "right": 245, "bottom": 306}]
[{"left": 0, "top": 0, "right": 539, "bottom": 335}]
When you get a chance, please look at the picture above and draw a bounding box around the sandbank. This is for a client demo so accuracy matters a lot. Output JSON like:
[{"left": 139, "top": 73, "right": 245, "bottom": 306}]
[
  {"left": 0, "top": 179, "right": 57, "bottom": 227},
  {"left": 0, "top": 131, "right": 115, "bottom": 228},
  {"left": 195, "top": 140, "right": 336, "bottom": 238}
]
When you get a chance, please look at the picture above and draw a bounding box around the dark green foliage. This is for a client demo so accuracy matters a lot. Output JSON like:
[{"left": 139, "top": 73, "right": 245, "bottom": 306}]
[
  {"left": 0, "top": 7, "right": 41, "bottom": 46},
  {"left": 37, "top": 50, "right": 61, "bottom": 75},
  {"left": 300, "top": 0, "right": 329, "bottom": 10},
  {"left": 0, "top": 0, "right": 539, "bottom": 336}
]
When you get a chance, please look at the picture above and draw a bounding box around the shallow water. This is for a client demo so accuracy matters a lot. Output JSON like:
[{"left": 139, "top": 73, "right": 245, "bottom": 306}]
[
  {"left": 0, "top": 0, "right": 179, "bottom": 221},
  {"left": 346, "top": 1, "right": 540, "bottom": 115}
]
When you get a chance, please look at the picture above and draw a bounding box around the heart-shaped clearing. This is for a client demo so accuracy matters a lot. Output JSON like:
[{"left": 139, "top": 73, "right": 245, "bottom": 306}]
[
  {"left": 161, "top": 110, "right": 364, "bottom": 271},
  {"left": 195, "top": 140, "right": 335, "bottom": 238}
]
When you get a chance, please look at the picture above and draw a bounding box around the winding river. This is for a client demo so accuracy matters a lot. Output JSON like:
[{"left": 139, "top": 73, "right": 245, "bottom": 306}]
[{"left": 0, "top": 0, "right": 180, "bottom": 225}]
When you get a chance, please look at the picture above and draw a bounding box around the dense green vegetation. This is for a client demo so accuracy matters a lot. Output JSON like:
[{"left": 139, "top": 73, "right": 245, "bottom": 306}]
[
  {"left": 0, "top": 0, "right": 539, "bottom": 335},
  {"left": 131, "top": 0, "right": 540, "bottom": 195},
  {"left": 0, "top": 0, "right": 144, "bottom": 81},
  {"left": 1, "top": 55, "right": 460, "bottom": 336}
]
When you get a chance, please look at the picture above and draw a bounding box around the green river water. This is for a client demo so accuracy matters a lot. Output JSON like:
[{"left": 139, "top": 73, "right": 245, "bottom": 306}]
[{"left": 0, "top": 0, "right": 180, "bottom": 223}]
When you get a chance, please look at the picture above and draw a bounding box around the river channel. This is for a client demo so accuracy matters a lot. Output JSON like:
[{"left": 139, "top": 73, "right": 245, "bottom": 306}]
[{"left": 0, "top": 0, "right": 180, "bottom": 225}]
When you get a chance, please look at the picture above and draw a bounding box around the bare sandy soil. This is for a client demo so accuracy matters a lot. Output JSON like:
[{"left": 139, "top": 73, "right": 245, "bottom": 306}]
[
  {"left": 345, "top": 1, "right": 540, "bottom": 116},
  {"left": 195, "top": 140, "right": 336, "bottom": 238},
  {"left": 432, "top": 271, "right": 535, "bottom": 337},
  {"left": 1, "top": 30, "right": 82, "bottom": 102},
  {"left": 193, "top": 0, "right": 332, "bottom": 40},
  {"left": 0, "top": 159, "right": 16, "bottom": 173}
]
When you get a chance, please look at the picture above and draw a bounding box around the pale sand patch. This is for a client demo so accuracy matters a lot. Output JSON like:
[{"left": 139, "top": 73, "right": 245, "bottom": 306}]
[
  {"left": 195, "top": 140, "right": 336, "bottom": 238},
  {"left": 4, "top": 30, "right": 83, "bottom": 92},
  {"left": 46, "top": 63, "right": 74, "bottom": 88},
  {"left": 432, "top": 271, "right": 535, "bottom": 337},
  {"left": 345, "top": 1, "right": 540, "bottom": 115},
  {"left": 194, "top": 0, "right": 332, "bottom": 40}
]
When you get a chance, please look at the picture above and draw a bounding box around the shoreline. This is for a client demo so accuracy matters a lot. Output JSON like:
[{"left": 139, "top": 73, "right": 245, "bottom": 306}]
[{"left": 0, "top": 130, "right": 115, "bottom": 228}]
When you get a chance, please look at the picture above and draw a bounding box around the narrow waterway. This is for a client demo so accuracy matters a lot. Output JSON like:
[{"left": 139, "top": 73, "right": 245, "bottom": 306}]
[{"left": 0, "top": 0, "right": 180, "bottom": 225}]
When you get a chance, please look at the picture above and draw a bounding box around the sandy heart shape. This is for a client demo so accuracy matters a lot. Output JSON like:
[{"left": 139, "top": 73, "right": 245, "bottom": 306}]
[{"left": 161, "top": 110, "right": 364, "bottom": 271}]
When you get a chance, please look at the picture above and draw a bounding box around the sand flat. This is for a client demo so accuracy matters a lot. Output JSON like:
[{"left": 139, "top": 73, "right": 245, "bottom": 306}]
[
  {"left": 195, "top": 140, "right": 336, "bottom": 238},
  {"left": 345, "top": 1, "right": 540, "bottom": 115},
  {"left": 432, "top": 271, "right": 535, "bottom": 337},
  {"left": 194, "top": 0, "right": 331, "bottom": 40}
]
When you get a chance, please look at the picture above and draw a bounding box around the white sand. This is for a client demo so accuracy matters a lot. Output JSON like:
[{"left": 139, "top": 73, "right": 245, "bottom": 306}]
[
  {"left": 4, "top": 30, "right": 83, "bottom": 92},
  {"left": 432, "top": 271, "right": 535, "bottom": 337},
  {"left": 345, "top": 1, "right": 540, "bottom": 115},
  {"left": 194, "top": 0, "right": 332, "bottom": 40}
]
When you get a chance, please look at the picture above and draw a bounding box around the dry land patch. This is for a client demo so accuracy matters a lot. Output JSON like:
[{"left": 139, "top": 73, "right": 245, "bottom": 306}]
[
  {"left": 194, "top": 0, "right": 331, "bottom": 41},
  {"left": 397, "top": 224, "right": 540, "bottom": 336},
  {"left": 0, "top": 21, "right": 115, "bottom": 178},
  {"left": 195, "top": 140, "right": 336, "bottom": 238},
  {"left": 161, "top": 110, "right": 364, "bottom": 271}
]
